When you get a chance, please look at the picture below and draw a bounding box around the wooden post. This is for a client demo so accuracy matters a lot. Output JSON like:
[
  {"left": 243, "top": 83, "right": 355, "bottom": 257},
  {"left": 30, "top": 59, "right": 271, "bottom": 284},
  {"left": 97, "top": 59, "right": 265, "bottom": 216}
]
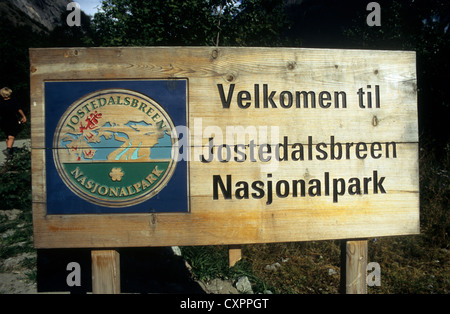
[
  {"left": 229, "top": 245, "right": 242, "bottom": 267},
  {"left": 91, "top": 250, "right": 121, "bottom": 294},
  {"left": 340, "top": 240, "right": 368, "bottom": 294}
]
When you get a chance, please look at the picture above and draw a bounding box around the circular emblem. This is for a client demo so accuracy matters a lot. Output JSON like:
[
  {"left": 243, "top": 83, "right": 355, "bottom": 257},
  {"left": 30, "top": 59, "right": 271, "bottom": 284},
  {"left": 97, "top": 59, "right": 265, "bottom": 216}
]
[{"left": 53, "top": 89, "right": 178, "bottom": 208}]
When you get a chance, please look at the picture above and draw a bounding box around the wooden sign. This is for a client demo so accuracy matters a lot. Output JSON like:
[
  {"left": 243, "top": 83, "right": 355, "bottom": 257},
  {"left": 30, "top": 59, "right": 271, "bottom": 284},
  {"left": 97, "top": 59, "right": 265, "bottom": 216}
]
[{"left": 30, "top": 47, "right": 419, "bottom": 249}]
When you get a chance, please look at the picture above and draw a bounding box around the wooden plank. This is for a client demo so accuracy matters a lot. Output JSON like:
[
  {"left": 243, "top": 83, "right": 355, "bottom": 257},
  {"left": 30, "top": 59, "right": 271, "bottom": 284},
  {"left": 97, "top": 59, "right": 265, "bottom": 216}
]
[
  {"left": 91, "top": 250, "right": 120, "bottom": 294},
  {"left": 30, "top": 47, "right": 419, "bottom": 249},
  {"left": 340, "top": 240, "right": 368, "bottom": 294},
  {"left": 30, "top": 47, "right": 418, "bottom": 145},
  {"left": 32, "top": 202, "right": 419, "bottom": 248}
]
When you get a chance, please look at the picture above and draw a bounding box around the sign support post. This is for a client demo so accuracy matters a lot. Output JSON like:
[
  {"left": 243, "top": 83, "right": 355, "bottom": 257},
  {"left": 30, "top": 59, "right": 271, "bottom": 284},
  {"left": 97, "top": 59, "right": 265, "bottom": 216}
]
[
  {"left": 340, "top": 239, "right": 368, "bottom": 294},
  {"left": 228, "top": 245, "right": 242, "bottom": 267},
  {"left": 91, "top": 250, "right": 121, "bottom": 294}
]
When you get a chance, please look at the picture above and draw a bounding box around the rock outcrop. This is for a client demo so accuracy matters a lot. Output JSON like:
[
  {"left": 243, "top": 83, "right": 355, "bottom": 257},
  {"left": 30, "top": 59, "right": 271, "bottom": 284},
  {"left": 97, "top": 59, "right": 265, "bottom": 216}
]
[{"left": 1, "top": 0, "right": 71, "bottom": 32}]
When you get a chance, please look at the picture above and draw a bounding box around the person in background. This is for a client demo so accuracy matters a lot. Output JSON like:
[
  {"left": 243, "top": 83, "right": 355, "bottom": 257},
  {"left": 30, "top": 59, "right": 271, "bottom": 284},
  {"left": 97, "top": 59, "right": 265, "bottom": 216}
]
[{"left": 0, "top": 87, "right": 26, "bottom": 159}]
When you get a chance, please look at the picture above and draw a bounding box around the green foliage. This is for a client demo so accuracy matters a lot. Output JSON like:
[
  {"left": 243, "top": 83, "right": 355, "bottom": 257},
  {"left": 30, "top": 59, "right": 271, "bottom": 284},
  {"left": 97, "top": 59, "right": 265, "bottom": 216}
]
[
  {"left": 419, "top": 139, "right": 450, "bottom": 247},
  {"left": 91, "top": 0, "right": 223, "bottom": 46},
  {"left": 224, "top": 0, "right": 291, "bottom": 46},
  {"left": 0, "top": 146, "right": 31, "bottom": 211},
  {"left": 180, "top": 245, "right": 271, "bottom": 293},
  {"left": 0, "top": 146, "right": 34, "bottom": 277},
  {"left": 90, "top": 0, "right": 290, "bottom": 47},
  {"left": 0, "top": 221, "right": 34, "bottom": 261},
  {"left": 181, "top": 246, "right": 230, "bottom": 281},
  {"left": 0, "top": 22, "right": 45, "bottom": 135}
]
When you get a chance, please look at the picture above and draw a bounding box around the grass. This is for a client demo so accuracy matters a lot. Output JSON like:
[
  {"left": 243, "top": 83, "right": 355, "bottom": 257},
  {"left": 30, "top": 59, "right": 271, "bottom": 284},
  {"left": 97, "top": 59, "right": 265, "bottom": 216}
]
[
  {"left": 181, "top": 245, "right": 272, "bottom": 293},
  {"left": 367, "top": 236, "right": 448, "bottom": 294},
  {"left": 0, "top": 208, "right": 36, "bottom": 284},
  {"left": 181, "top": 236, "right": 448, "bottom": 294},
  {"left": 0, "top": 137, "right": 448, "bottom": 294},
  {"left": 241, "top": 241, "right": 342, "bottom": 294},
  {"left": 0, "top": 146, "right": 36, "bottom": 287},
  {"left": 0, "top": 145, "right": 32, "bottom": 211}
]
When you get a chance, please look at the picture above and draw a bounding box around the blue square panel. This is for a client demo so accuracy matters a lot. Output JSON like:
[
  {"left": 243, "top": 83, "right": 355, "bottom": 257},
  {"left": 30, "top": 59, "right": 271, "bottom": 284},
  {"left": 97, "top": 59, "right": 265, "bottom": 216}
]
[{"left": 45, "top": 80, "right": 189, "bottom": 214}]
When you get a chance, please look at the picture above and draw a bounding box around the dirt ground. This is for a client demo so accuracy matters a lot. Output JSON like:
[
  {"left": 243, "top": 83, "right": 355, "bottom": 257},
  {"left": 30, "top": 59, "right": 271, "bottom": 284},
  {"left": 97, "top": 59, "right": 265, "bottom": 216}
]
[{"left": 0, "top": 272, "right": 37, "bottom": 294}]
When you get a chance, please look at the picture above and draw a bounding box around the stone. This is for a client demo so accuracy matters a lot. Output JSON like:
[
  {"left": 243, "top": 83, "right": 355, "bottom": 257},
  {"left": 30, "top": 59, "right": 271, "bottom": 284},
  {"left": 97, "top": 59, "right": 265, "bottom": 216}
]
[
  {"left": 199, "top": 278, "right": 239, "bottom": 294},
  {"left": 171, "top": 246, "right": 182, "bottom": 256},
  {"left": 8, "top": 0, "right": 69, "bottom": 31},
  {"left": 0, "top": 209, "right": 22, "bottom": 221},
  {"left": 265, "top": 262, "right": 281, "bottom": 271},
  {"left": 328, "top": 268, "right": 337, "bottom": 276},
  {"left": 235, "top": 276, "right": 253, "bottom": 294}
]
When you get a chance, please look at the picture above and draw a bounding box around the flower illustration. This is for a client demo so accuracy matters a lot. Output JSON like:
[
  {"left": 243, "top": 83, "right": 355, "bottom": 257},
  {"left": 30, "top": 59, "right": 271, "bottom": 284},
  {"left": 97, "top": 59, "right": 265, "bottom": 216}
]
[{"left": 109, "top": 168, "right": 124, "bottom": 182}]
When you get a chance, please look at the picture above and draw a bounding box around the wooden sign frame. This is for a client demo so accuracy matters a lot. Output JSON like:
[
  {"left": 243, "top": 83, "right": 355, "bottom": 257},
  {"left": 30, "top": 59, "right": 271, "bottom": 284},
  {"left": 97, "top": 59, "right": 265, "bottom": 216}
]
[{"left": 30, "top": 47, "right": 419, "bottom": 249}]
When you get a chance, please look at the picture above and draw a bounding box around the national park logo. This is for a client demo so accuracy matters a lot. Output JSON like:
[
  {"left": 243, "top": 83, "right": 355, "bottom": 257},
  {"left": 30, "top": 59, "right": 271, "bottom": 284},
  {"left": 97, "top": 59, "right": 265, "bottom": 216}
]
[{"left": 53, "top": 89, "right": 178, "bottom": 208}]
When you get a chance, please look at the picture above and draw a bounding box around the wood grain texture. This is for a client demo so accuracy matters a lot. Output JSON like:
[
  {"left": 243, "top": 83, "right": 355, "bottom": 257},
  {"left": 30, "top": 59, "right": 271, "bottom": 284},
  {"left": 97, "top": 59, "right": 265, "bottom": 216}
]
[
  {"left": 30, "top": 47, "right": 419, "bottom": 249},
  {"left": 340, "top": 240, "right": 368, "bottom": 294},
  {"left": 91, "top": 250, "right": 120, "bottom": 294},
  {"left": 228, "top": 245, "right": 243, "bottom": 267}
]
